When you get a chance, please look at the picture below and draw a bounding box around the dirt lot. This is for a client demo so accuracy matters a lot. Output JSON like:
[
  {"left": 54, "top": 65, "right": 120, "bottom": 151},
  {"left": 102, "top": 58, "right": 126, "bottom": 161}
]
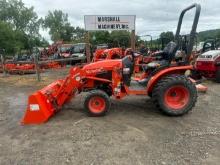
[{"left": 0, "top": 68, "right": 219, "bottom": 165}]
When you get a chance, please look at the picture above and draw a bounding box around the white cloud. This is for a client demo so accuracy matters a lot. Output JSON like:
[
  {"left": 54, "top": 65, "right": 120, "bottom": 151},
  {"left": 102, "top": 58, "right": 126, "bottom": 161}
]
[{"left": 23, "top": 0, "right": 220, "bottom": 41}]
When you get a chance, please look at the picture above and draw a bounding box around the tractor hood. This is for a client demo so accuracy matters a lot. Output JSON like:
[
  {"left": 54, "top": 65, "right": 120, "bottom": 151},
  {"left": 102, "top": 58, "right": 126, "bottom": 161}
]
[
  {"left": 197, "top": 50, "right": 220, "bottom": 62},
  {"left": 83, "top": 59, "right": 122, "bottom": 71}
]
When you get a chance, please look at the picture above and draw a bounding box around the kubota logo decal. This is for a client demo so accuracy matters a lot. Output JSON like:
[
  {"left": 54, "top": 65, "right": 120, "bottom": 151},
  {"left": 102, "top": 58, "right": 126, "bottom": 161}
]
[
  {"left": 86, "top": 68, "right": 105, "bottom": 74},
  {"left": 30, "top": 104, "right": 40, "bottom": 111}
]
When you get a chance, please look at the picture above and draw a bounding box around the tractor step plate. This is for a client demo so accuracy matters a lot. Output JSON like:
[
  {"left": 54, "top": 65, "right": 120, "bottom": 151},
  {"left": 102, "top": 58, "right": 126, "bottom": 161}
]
[{"left": 129, "top": 80, "right": 146, "bottom": 90}]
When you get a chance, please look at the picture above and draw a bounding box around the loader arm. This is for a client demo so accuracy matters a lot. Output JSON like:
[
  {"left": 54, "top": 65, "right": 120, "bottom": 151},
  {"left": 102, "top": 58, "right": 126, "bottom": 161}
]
[
  {"left": 21, "top": 66, "right": 114, "bottom": 124},
  {"left": 53, "top": 68, "right": 84, "bottom": 107}
]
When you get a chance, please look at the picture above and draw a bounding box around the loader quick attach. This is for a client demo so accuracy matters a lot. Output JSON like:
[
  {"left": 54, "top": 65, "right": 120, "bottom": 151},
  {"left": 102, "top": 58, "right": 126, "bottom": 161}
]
[{"left": 22, "top": 3, "right": 204, "bottom": 125}]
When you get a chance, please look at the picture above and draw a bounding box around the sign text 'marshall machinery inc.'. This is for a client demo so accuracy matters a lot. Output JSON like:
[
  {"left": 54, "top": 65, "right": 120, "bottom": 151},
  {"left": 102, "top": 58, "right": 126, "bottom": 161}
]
[{"left": 84, "top": 15, "right": 136, "bottom": 31}]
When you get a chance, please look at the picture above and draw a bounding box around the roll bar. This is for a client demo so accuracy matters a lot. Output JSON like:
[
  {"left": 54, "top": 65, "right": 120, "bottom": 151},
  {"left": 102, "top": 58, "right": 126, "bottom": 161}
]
[
  {"left": 140, "top": 35, "right": 153, "bottom": 48},
  {"left": 175, "top": 3, "right": 201, "bottom": 63}
]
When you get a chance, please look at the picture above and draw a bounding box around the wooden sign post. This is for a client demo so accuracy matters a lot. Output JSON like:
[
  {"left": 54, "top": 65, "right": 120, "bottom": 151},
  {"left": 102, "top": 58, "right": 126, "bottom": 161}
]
[
  {"left": 0, "top": 49, "right": 6, "bottom": 77},
  {"left": 131, "top": 30, "right": 136, "bottom": 50},
  {"left": 33, "top": 47, "right": 41, "bottom": 82},
  {"left": 0, "top": 54, "right": 6, "bottom": 77},
  {"left": 85, "top": 31, "right": 91, "bottom": 63}
]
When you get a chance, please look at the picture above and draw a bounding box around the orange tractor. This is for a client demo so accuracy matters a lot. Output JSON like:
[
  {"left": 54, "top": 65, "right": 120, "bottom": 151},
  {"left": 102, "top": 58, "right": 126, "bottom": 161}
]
[
  {"left": 93, "top": 47, "right": 144, "bottom": 73},
  {"left": 22, "top": 4, "right": 202, "bottom": 124},
  {"left": 93, "top": 47, "right": 124, "bottom": 62}
]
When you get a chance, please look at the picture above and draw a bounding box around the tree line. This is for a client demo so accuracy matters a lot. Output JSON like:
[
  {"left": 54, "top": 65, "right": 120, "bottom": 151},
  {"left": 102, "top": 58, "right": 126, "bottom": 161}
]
[
  {"left": 1, "top": 0, "right": 219, "bottom": 56},
  {"left": 0, "top": 0, "right": 173, "bottom": 55}
]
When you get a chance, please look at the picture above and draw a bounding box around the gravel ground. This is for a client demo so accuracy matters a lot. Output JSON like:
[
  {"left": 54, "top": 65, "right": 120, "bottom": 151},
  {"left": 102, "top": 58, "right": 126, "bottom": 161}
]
[{"left": 0, "top": 68, "right": 219, "bottom": 165}]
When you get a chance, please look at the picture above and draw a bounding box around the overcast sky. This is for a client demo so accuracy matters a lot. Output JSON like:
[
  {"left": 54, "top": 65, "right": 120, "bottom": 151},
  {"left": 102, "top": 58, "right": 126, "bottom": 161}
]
[{"left": 23, "top": 0, "right": 220, "bottom": 42}]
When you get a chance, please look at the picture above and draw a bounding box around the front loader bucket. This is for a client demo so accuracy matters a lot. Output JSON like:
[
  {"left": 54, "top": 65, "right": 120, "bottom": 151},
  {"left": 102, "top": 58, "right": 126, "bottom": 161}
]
[
  {"left": 21, "top": 80, "right": 64, "bottom": 125},
  {"left": 21, "top": 92, "right": 55, "bottom": 124}
]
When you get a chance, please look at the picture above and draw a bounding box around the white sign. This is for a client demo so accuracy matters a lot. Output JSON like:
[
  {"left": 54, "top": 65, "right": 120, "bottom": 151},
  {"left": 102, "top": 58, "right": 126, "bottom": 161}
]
[{"left": 84, "top": 15, "right": 136, "bottom": 31}]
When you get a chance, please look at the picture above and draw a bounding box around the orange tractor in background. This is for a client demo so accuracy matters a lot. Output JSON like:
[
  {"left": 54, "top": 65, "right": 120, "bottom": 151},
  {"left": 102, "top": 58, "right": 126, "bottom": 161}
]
[
  {"left": 93, "top": 47, "right": 143, "bottom": 73},
  {"left": 22, "top": 3, "right": 202, "bottom": 125},
  {"left": 93, "top": 47, "right": 124, "bottom": 62}
]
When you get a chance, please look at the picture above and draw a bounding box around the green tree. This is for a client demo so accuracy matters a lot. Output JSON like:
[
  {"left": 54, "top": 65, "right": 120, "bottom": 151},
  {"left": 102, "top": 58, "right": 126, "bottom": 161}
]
[
  {"left": 0, "top": 0, "right": 42, "bottom": 54},
  {"left": 90, "top": 31, "right": 110, "bottom": 45},
  {"left": 72, "top": 27, "right": 86, "bottom": 43},
  {"left": 60, "top": 23, "right": 75, "bottom": 42},
  {"left": 160, "top": 31, "right": 174, "bottom": 41},
  {"left": 0, "top": 21, "right": 16, "bottom": 54},
  {"left": 90, "top": 30, "right": 138, "bottom": 48},
  {"left": 0, "top": 0, "right": 40, "bottom": 36},
  {"left": 109, "top": 31, "right": 131, "bottom": 47},
  {"left": 43, "top": 10, "right": 74, "bottom": 42}
]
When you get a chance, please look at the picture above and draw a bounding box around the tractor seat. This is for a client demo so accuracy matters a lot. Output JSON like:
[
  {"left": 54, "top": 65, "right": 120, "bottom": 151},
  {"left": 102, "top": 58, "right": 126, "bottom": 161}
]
[
  {"left": 142, "top": 41, "right": 178, "bottom": 72},
  {"left": 154, "top": 41, "right": 178, "bottom": 62},
  {"left": 133, "top": 42, "right": 178, "bottom": 87}
]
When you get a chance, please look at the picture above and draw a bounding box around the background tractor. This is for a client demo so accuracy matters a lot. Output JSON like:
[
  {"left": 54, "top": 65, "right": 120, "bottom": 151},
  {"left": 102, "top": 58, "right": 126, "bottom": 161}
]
[
  {"left": 194, "top": 50, "right": 220, "bottom": 82},
  {"left": 192, "top": 38, "right": 220, "bottom": 82}
]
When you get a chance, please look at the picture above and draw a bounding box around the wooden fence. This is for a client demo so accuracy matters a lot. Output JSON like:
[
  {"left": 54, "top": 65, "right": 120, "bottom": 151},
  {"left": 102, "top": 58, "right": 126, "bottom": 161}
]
[{"left": 0, "top": 54, "right": 86, "bottom": 81}]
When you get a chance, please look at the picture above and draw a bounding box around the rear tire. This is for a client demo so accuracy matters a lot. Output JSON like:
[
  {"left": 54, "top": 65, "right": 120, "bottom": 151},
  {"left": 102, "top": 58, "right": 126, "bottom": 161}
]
[
  {"left": 216, "top": 67, "right": 220, "bottom": 83},
  {"left": 84, "top": 90, "right": 111, "bottom": 116},
  {"left": 152, "top": 75, "right": 197, "bottom": 116}
]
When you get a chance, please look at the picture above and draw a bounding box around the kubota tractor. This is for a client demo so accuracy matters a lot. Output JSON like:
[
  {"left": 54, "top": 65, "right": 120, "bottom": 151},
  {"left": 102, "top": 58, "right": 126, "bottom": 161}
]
[
  {"left": 22, "top": 4, "right": 201, "bottom": 124},
  {"left": 93, "top": 47, "right": 144, "bottom": 73},
  {"left": 93, "top": 47, "right": 124, "bottom": 62}
]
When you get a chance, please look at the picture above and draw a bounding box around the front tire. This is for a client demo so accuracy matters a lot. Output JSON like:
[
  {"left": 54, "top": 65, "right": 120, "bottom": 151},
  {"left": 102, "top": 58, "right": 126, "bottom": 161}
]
[
  {"left": 84, "top": 90, "right": 111, "bottom": 116},
  {"left": 152, "top": 75, "right": 197, "bottom": 116}
]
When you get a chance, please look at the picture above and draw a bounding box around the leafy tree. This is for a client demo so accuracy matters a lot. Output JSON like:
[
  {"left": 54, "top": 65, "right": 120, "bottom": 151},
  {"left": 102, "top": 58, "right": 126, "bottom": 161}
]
[
  {"left": 90, "top": 31, "right": 110, "bottom": 45},
  {"left": 0, "top": 21, "right": 16, "bottom": 54},
  {"left": 89, "top": 31, "right": 131, "bottom": 48},
  {"left": 109, "top": 31, "right": 131, "bottom": 47},
  {"left": 0, "top": 0, "right": 40, "bottom": 36},
  {"left": 60, "top": 23, "right": 75, "bottom": 42},
  {"left": 43, "top": 10, "right": 75, "bottom": 42},
  {"left": 0, "top": 0, "right": 43, "bottom": 55},
  {"left": 160, "top": 31, "right": 174, "bottom": 41},
  {"left": 72, "top": 26, "right": 85, "bottom": 43}
]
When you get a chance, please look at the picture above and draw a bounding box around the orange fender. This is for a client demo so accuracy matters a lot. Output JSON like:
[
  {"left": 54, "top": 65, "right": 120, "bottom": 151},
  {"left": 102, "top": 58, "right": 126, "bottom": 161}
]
[{"left": 146, "top": 65, "right": 193, "bottom": 94}]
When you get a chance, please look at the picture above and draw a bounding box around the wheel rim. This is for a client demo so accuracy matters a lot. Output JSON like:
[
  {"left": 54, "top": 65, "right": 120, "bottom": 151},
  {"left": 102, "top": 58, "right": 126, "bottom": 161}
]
[
  {"left": 164, "top": 85, "right": 190, "bottom": 110},
  {"left": 88, "top": 96, "right": 106, "bottom": 113}
]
